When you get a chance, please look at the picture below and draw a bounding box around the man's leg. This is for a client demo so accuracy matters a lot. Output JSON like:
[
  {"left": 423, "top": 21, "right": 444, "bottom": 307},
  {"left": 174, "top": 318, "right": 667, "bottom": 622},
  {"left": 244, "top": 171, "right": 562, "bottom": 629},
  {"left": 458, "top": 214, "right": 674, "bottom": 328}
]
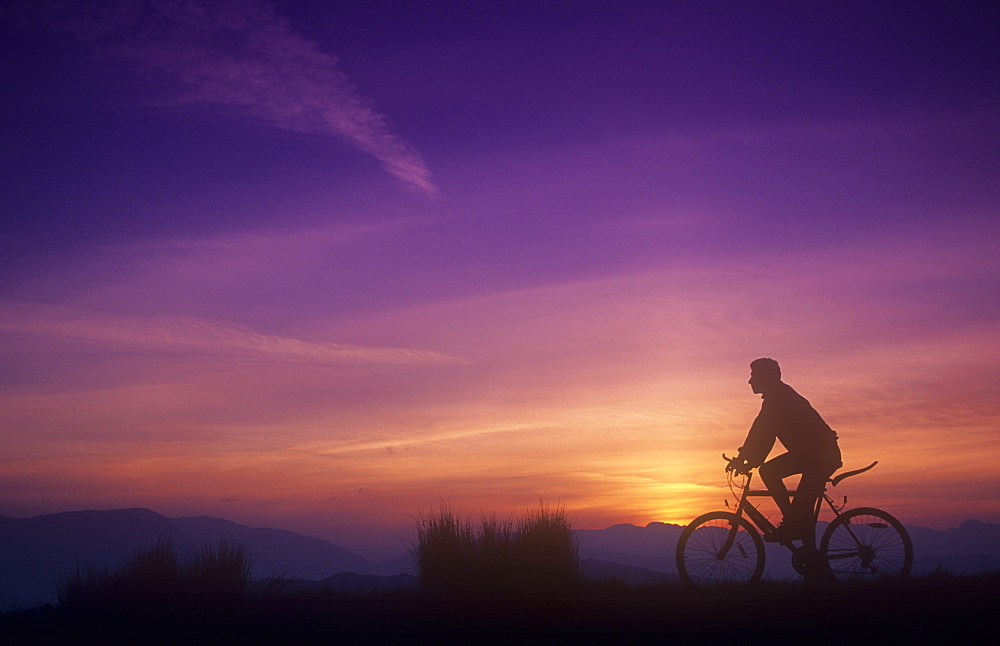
[
  {"left": 790, "top": 470, "right": 828, "bottom": 546},
  {"left": 795, "top": 460, "right": 840, "bottom": 582},
  {"left": 790, "top": 471, "right": 827, "bottom": 527},
  {"left": 790, "top": 455, "right": 840, "bottom": 541},
  {"left": 758, "top": 453, "right": 800, "bottom": 522}
]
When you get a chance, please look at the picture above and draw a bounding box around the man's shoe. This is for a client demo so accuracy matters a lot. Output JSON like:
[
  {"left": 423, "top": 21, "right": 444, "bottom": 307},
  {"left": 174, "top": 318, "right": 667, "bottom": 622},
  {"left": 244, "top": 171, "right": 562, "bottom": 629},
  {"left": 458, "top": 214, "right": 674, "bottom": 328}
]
[{"left": 764, "top": 522, "right": 804, "bottom": 543}]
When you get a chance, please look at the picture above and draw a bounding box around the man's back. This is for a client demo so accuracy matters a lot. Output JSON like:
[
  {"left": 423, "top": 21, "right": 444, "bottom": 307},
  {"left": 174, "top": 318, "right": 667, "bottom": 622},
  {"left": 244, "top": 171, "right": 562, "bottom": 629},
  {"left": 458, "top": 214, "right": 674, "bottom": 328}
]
[
  {"left": 761, "top": 382, "right": 839, "bottom": 455},
  {"left": 740, "top": 381, "right": 839, "bottom": 467}
]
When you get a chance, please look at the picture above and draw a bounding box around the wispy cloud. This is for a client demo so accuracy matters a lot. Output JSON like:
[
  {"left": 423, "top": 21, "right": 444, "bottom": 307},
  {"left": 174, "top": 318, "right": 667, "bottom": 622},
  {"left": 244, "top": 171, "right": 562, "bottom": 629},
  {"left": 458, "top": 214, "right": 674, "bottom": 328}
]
[
  {"left": 137, "top": 219, "right": 417, "bottom": 253},
  {"left": 108, "top": 217, "right": 430, "bottom": 279},
  {"left": 0, "top": 302, "right": 464, "bottom": 365},
  {"left": 51, "top": 0, "right": 435, "bottom": 194}
]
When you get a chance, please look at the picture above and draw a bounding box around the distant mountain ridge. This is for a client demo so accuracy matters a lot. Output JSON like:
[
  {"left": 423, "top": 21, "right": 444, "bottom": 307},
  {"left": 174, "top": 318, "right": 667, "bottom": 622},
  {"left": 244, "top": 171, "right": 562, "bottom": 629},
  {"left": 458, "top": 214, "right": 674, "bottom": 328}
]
[
  {"left": 0, "top": 508, "right": 408, "bottom": 607},
  {"left": 2, "top": 508, "right": 997, "bottom": 607}
]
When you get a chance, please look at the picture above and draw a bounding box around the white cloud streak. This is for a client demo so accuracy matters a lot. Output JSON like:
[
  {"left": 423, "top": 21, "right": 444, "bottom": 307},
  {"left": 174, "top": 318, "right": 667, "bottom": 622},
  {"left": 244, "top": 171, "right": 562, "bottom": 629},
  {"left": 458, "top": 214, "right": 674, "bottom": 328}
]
[
  {"left": 52, "top": 0, "right": 435, "bottom": 194},
  {"left": 0, "top": 303, "right": 464, "bottom": 365}
]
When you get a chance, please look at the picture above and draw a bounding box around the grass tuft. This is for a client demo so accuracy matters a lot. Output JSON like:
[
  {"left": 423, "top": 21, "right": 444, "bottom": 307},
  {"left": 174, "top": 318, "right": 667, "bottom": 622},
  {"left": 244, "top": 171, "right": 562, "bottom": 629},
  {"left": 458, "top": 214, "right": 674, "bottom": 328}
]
[
  {"left": 414, "top": 503, "right": 579, "bottom": 594},
  {"left": 57, "top": 539, "right": 254, "bottom": 611}
]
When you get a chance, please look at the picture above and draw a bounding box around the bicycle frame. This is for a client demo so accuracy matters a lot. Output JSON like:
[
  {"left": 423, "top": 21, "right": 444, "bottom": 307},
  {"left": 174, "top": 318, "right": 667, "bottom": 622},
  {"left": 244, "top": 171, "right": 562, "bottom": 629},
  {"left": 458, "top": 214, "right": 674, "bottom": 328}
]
[
  {"left": 729, "top": 460, "right": 878, "bottom": 547},
  {"left": 678, "top": 459, "right": 911, "bottom": 585},
  {"left": 729, "top": 471, "right": 835, "bottom": 547}
]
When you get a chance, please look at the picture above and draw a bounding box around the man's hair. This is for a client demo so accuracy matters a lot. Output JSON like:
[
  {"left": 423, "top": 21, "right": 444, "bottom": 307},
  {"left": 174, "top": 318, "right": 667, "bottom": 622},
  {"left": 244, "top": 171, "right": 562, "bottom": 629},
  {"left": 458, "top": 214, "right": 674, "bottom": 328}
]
[{"left": 750, "top": 357, "right": 781, "bottom": 381}]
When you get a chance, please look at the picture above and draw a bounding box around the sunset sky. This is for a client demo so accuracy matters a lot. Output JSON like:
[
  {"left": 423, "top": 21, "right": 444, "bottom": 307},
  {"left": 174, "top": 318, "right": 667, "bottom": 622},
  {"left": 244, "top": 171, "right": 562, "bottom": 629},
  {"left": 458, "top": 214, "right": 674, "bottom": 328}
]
[{"left": 2, "top": 1, "right": 997, "bottom": 559}]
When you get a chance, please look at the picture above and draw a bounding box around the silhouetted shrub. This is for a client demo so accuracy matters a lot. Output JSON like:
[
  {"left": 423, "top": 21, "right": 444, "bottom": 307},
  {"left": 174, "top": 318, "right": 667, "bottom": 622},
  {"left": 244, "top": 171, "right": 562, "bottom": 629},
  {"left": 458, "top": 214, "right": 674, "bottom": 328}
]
[
  {"left": 56, "top": 564, "right": 111, "bottom": 610},
  {"left": 184, "top": 539, "right": 253, "bottom": 604},
  {"left": 57, "top": 539, "right": 253, "bottom": 610},
  {"left": 414, "top": 505, "right": 477, "bottom": 593},
  {"left": 512, "top": 505, "right": 579, "bottom": 585},
  {"left": 57, "top": 539, "right": 180, "bottom": 609},
  {"left": 414, "top": 504, "right": 579, "bottom": 594}
]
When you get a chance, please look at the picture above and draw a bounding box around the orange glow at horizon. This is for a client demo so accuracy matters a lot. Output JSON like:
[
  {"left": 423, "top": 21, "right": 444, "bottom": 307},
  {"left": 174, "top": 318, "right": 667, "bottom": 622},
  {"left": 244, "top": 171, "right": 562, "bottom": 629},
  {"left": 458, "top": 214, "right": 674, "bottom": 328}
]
[{"left": 2, "top": 244, "right": 998, "bottom": 557}]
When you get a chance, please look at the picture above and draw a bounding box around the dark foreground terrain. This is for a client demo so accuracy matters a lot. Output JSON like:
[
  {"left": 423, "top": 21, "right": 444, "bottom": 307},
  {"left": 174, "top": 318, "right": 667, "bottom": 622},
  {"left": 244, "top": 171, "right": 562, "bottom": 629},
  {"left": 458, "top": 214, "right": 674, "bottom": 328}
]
[{"left": 2, "top": 573, "right": 995, "bottom": 644}]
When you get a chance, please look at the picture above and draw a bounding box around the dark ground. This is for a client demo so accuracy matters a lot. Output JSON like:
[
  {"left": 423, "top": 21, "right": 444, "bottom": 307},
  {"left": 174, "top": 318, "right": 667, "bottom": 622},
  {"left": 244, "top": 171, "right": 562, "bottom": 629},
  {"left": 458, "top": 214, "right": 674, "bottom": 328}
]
[{"left": 2, "top": 573, "right": 995, "bottom": 644}]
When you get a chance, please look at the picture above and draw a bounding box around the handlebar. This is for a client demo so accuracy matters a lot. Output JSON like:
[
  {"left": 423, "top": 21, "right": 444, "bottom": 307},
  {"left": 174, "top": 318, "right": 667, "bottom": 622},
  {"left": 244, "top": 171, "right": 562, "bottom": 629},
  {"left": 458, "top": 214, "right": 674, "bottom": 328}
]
[
  {"left": 721, "top": 453, "right": 879, "bottom": 484},
  {"left": 722, "top": 453, "right": 751, "bottom": 475}
]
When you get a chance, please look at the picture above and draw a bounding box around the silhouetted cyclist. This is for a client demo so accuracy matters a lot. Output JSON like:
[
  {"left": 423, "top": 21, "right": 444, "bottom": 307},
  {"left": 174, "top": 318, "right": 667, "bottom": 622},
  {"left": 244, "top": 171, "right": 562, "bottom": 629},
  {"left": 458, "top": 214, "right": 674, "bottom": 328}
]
[{"left": 727, "top": 358, "right": 842, "bottom": 543}]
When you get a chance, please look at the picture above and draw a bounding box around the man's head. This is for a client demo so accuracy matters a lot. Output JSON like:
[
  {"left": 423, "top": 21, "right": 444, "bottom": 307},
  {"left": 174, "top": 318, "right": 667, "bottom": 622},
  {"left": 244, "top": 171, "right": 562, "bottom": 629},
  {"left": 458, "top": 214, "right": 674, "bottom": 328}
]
[{"left": 749, "top": 357, "right": 781, "bottom": 395}]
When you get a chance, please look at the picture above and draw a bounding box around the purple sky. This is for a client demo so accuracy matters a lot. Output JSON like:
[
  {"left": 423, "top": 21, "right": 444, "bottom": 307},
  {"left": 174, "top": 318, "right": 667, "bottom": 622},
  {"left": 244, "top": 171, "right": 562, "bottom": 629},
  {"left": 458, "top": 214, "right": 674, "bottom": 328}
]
[{"left": 1, "top": 1, "right": 998, "bottom": 558}]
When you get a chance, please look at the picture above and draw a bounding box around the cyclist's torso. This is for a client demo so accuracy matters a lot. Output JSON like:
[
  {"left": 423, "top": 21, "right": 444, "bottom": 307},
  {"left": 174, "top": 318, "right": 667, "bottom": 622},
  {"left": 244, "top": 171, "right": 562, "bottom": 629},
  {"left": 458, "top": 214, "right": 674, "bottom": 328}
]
[{"left": 741, "top": 382, "right": 840, "bottom": 465}]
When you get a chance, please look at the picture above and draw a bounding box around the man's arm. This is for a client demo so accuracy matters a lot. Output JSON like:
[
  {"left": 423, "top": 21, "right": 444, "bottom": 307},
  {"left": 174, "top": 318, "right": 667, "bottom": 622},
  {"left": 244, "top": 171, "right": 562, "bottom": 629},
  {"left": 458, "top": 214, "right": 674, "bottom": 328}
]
[{"left": 733, "top": 405, "right": 776, "bottom": 470}]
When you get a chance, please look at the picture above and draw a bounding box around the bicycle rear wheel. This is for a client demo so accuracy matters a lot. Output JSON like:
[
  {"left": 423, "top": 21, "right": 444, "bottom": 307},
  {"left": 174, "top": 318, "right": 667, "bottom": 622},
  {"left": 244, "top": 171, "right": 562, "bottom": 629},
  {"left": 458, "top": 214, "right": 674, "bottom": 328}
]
[
  {"left": 820, "top": 507, "right": 912, "bottom": 580},
  {"left": 676, "top": 511, "right": 765, "bottom": 586}
]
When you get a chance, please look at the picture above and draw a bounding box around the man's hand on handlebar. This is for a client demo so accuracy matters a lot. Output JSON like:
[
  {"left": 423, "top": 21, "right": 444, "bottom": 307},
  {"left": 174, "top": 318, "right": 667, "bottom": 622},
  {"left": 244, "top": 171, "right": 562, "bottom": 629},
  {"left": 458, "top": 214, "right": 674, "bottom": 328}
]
[{"left": 723, "top": 453, "right": 751, "bottom": 476}]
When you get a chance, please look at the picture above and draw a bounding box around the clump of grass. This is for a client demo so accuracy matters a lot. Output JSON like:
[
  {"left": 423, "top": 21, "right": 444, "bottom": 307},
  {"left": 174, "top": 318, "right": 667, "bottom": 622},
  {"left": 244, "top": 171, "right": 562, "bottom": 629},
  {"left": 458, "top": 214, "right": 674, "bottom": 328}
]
[
  {"left": 414, "top": 503, "right": 579, "bottom": 594},
  {"left": 512, "top": 504, "right": 579, "bottom": 585},
  {"left": 414, "top": 505, "right": 477, "bottom": 593},
  {"left": 57, "top": 539, "right": 253, "bottom": 611},
  {"left": 185, "top": 539, "right": 253, "bottom": 605},
  {"left": 56, "top": 564, "right": 111, "bottom": 610},
  {"left": 57, "top": 539, "right": 181, "bottom": 610}
]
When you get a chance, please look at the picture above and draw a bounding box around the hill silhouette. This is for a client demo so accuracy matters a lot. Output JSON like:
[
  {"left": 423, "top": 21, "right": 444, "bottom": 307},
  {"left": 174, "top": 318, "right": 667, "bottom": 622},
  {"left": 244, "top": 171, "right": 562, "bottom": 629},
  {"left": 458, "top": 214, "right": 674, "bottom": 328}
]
[
  {"left": 0, "top": 508, "right": 400, "bottom": 607},
  {"left": 2, "top": 508, "right": 998, "bottom": 608}
]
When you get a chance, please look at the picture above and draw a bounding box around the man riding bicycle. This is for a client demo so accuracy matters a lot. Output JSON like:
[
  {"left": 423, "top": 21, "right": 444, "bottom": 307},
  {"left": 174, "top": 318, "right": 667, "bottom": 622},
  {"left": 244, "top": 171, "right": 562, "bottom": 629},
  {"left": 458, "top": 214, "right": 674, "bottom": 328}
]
[{"left": 727, "top": 358, "right": 842, "bottom": 543}]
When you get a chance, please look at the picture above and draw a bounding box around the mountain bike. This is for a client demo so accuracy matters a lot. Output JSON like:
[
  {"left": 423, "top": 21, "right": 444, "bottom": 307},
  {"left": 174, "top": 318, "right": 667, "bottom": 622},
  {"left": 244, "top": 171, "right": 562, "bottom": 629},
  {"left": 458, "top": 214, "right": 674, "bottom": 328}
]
[{"left": 676, "top": 456, "right": 913, "bottom": 586}]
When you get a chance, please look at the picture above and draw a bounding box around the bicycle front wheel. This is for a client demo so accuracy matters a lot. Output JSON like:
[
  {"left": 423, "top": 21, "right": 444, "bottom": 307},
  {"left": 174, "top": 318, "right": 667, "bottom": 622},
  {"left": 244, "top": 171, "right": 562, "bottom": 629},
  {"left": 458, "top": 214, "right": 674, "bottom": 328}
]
[
  {"left": 676, "top": 511, "right": 765, "bottom": 586},
  {"left": 820, "top": 507, "right": 912, "bottom": 580}
]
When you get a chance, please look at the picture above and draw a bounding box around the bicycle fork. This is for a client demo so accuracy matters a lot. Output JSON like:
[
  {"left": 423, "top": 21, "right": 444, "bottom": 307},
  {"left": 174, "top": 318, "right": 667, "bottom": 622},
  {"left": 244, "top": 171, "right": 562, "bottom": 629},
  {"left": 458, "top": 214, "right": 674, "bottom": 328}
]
[{"left": 718, "top": 521, "right": 748, "bottom": 559}]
